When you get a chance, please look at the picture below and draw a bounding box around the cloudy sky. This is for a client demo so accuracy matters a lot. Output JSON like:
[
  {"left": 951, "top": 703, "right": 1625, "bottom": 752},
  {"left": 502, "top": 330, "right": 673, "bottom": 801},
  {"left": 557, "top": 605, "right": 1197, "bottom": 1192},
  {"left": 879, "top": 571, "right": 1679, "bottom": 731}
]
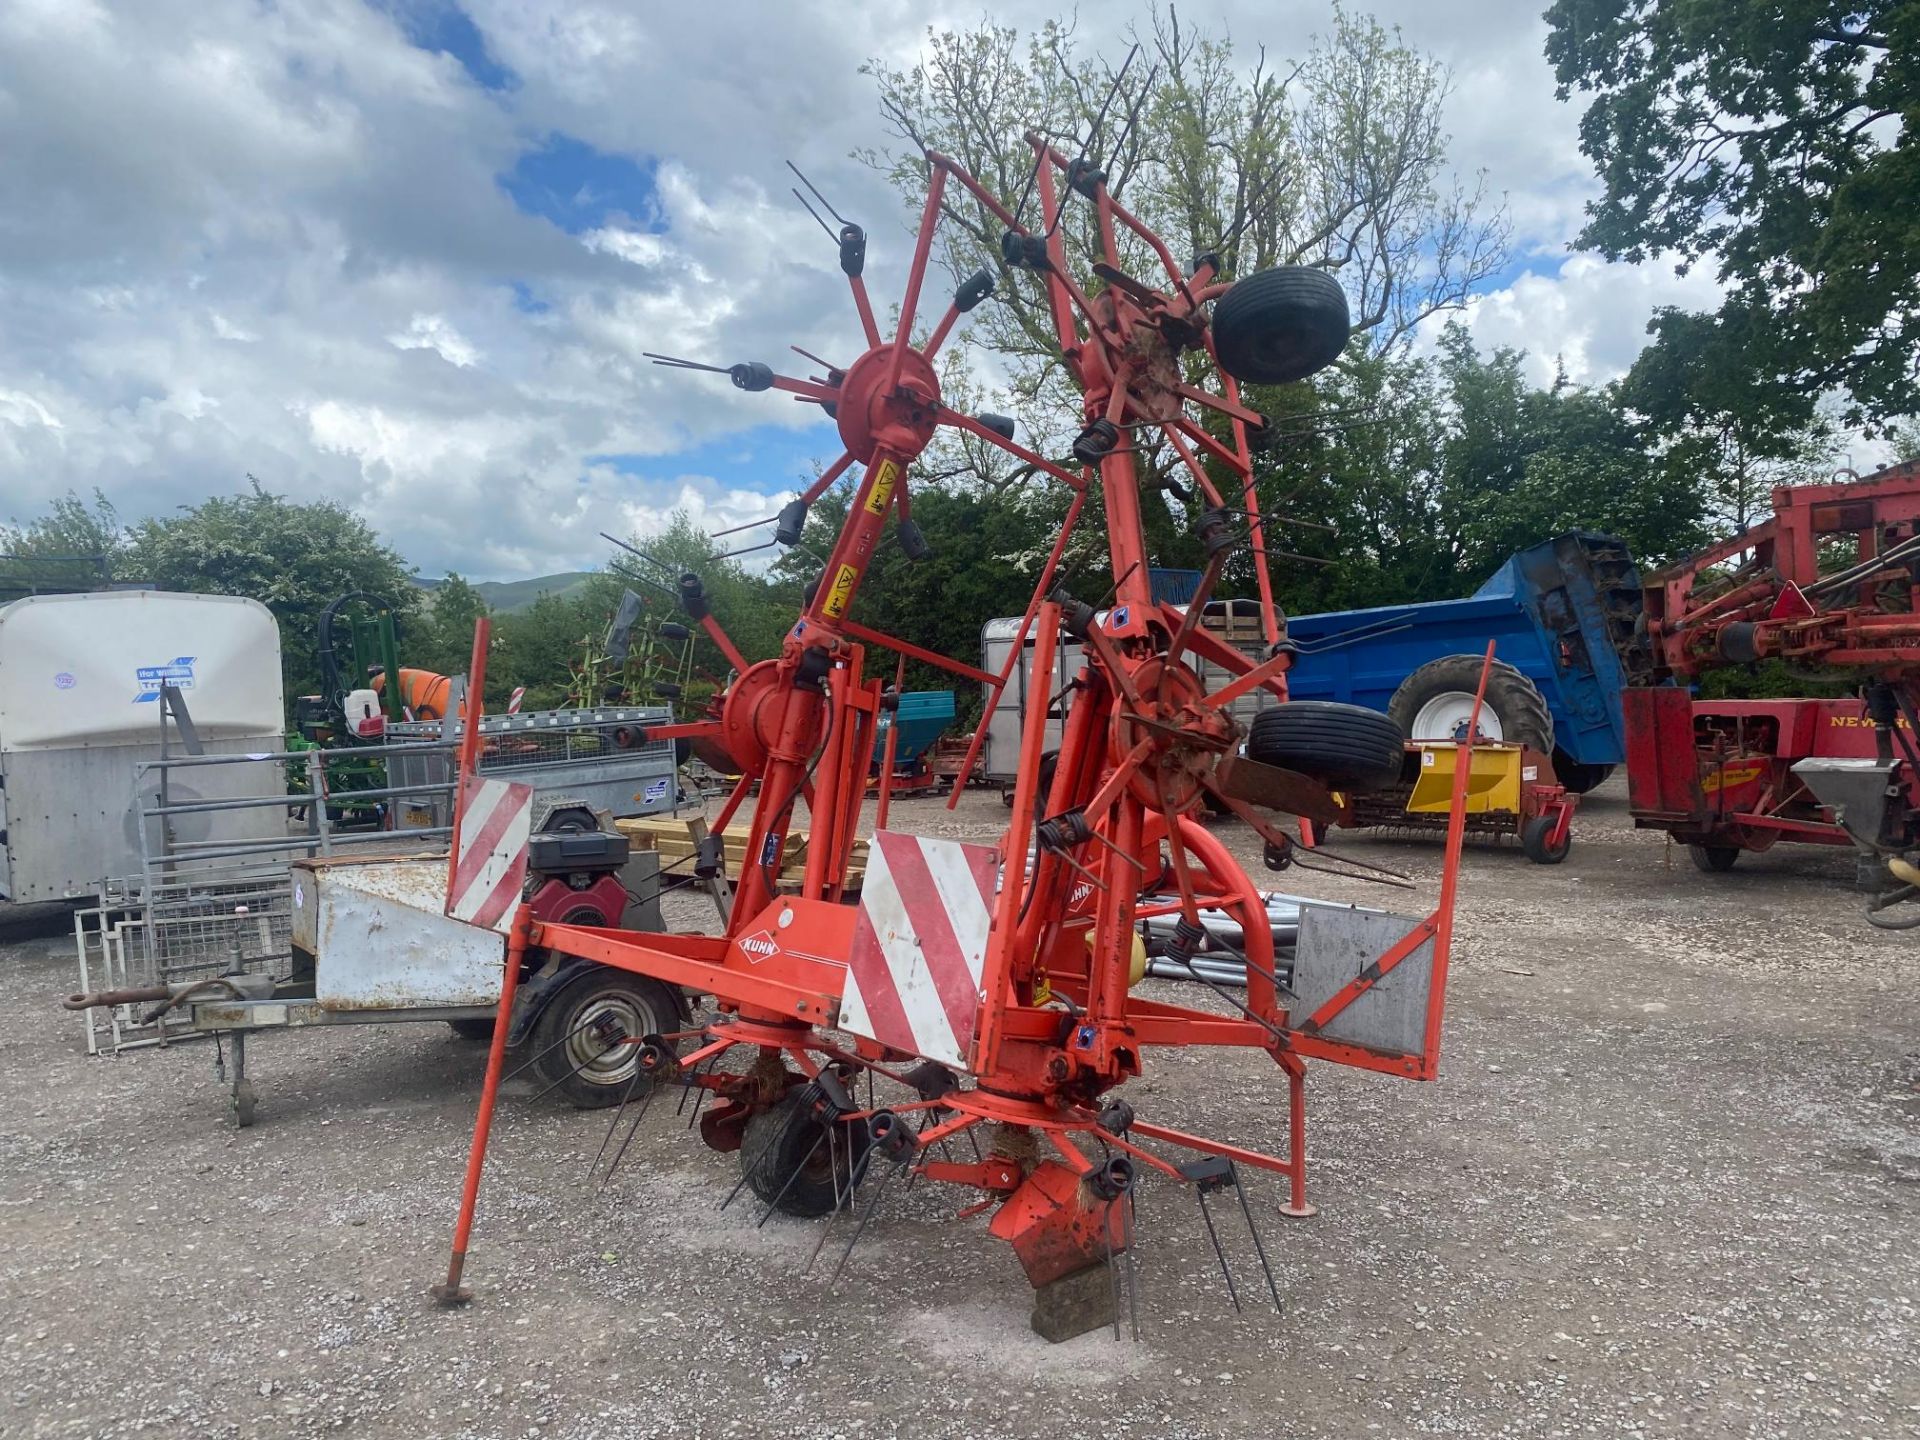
[{"left": 0, "top": 0, "right": 1729, "bottom": 581}]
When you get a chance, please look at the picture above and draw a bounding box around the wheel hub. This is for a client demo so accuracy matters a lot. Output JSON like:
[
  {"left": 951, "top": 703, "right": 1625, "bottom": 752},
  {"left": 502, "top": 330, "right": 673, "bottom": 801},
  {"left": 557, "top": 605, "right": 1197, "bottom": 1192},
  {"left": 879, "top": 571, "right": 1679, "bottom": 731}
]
[
  {"left": 1111, "top": 656, "right": 1235, "bottom": 812},
  {"left": 1411, "top": 690, "right": 1503, "bottom": 743},
  {"left": 834, "top": 345, "right": 940, "bottom": 462}
]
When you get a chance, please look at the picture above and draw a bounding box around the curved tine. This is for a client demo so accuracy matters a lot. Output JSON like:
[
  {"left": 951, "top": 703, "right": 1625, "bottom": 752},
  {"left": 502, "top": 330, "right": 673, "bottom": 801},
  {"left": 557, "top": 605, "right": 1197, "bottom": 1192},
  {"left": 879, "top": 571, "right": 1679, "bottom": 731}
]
[{"left": 934, "top": 405, "right": 1087, "bottom": 492}]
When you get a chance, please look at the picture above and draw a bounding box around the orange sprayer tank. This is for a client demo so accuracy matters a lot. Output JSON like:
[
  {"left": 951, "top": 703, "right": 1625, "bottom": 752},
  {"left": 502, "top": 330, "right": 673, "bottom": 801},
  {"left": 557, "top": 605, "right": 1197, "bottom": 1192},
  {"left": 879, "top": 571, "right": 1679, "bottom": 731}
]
[{"left": 373, "top": 668, "right": 453, "bottom": 721}]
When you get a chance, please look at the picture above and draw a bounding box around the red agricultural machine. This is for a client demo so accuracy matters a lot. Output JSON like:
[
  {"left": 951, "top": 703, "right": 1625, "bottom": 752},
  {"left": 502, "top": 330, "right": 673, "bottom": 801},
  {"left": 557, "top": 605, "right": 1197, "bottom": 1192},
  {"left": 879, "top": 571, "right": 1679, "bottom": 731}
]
[
  {"left": 1627, "top": 462, "right": 1920, "bottom": 919},
  {"left": 433, "top": 124, "right": 1487, "bottom": 1338}
]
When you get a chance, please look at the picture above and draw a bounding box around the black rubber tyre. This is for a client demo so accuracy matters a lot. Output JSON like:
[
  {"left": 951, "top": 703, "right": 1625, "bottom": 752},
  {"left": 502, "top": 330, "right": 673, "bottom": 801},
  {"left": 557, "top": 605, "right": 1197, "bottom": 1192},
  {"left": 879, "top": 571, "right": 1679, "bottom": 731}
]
[
  {"left": 740, "top": 1089, "right": 872, "bottom": 1218},
  {"left": 1212, "top": 266, "right": 1351, "bottom": 386},
  {"left": 1388, "top": 655, "right": 1553, "bottom": 752},
  {"left": 529, "top": 968, "right": 683, "bottom": 1109},
  {"left": 1245, "top": 701, "right": 1406, "bottom": 792},
  {"left": 1690, "top": 844, "right": 1741, "bottom": 874},
  {"left": 1037, "top": 750, "right": 1060, "bottom": 805},
  {"left": 1552, "top": 749, "right": 1614, "bottom": 795},
  {"left": 1521, "top": 815, "right": 1571, "bottom": 865},
  {"left": 447, "top": 1018, "right": 496, "bottom": 1042}
]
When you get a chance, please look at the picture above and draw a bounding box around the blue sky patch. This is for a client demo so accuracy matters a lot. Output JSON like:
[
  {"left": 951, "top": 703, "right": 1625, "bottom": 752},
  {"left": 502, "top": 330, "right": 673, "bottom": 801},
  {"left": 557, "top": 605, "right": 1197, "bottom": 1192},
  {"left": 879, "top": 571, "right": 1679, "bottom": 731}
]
[
  {"left": 590, "top": 422, "right": 844, "bottom": 500},
  {"left": 501, "top": 134, "right": 663, "bottom": 235},
  {"left": 378, "top": 0, "right": 515, "bottom": 91}
]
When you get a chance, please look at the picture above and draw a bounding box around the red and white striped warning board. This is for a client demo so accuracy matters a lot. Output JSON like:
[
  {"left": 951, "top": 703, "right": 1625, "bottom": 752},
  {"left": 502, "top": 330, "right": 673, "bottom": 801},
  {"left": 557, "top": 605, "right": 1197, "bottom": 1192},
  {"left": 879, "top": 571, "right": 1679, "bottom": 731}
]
[
  {"left": 444, "top": 776, "right": 534, "bottom": 933},
  {"left": 841, "top": 830, "right": 999, "bottom": 1071}
]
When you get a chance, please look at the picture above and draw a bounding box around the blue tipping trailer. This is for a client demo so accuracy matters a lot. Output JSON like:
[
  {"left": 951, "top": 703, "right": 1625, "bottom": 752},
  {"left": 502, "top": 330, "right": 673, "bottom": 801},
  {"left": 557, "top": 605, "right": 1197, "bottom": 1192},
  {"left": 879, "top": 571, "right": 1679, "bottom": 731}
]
[{"left": 1279, "top": 533, "right": 1647, "bottom": 790}]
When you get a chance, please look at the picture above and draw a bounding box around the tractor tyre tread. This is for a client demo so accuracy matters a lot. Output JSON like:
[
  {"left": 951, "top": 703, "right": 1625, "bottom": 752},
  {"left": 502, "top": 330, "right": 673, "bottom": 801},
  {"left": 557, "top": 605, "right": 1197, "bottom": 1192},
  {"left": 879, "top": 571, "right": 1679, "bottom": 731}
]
[{"left": 1388, "top": 655, "right": 1553, "bottom": 753}]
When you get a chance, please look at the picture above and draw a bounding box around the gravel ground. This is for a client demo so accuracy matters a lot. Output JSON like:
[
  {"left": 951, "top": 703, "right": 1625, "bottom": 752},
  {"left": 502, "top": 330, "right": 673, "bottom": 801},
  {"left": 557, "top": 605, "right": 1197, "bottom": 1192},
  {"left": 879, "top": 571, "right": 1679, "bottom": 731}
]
[{"left": 2, "top": 780, "right": 1917, "bottom": 1439}]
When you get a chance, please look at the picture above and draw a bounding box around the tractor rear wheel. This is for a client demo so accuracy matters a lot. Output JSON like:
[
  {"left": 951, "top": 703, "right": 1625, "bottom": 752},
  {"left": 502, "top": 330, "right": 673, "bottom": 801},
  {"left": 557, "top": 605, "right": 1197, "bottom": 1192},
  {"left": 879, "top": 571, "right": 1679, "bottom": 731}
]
[
  {"left": 740, "top": 1089, "right": 872, "bottom": 1218},
  {"left": 1388, "top": 655, "right": 1553, "bottom": 753},
  {"left": 1244, "top": 702, "right": 1405, "bottom": 792},
  {"left": 1211, "top": 266, "right": 1351, "bottom": 386}
]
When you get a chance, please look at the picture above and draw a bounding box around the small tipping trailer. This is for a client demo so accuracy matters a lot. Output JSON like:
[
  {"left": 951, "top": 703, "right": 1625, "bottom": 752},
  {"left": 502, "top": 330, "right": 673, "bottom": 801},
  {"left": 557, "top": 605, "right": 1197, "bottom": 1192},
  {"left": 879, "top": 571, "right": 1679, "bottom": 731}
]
[
  {"left": 66, "top": 811, "right": 672, "bottom": 1127},
  {"left": 1281, "top": 533, "right": 1647, "bottom": 861}
]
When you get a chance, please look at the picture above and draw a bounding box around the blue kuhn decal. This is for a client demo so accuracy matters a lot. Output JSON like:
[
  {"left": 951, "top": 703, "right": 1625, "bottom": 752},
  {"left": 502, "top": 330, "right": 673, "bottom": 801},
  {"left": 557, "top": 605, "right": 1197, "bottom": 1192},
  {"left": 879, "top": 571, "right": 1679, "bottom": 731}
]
[
  {"left": 761, "top": 833, "right": 781, "bottom": 867},
  {"left": 134, "top": 657, "right": 196, "bottom": 703},
  {"left": 643, "top": 778, "right": 670, "bottom": 802}
]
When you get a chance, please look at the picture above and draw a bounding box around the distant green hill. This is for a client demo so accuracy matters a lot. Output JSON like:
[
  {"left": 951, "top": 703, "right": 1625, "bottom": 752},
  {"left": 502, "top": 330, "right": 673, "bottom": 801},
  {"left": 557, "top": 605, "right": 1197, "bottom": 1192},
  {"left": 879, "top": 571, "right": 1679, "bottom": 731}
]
[{"left": 417, "top": 571, "right": 598, "bottom": 614}]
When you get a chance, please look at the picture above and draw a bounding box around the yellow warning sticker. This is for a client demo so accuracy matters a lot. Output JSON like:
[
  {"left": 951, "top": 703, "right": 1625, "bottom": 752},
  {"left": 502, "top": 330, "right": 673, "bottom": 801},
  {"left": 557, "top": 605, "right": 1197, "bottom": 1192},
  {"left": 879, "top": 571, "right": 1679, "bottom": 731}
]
[
  {"left": 863, "top": 459, "right": 900, "bottom": 516},
  {"left": 1700, "top": 761, "right": 1765, "bottom": 794},
  {"left": 822, "top": 563, "right": 860, "bottom": 618}
]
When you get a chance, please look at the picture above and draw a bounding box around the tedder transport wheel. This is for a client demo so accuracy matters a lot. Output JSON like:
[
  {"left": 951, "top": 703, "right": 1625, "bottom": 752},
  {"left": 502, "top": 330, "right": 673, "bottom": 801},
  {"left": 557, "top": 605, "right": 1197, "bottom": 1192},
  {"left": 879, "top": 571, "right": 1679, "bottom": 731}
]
[
  {"left": 1690, "top": 844, "right": 1741, "bottom": 873},
  {"left": 740, "top": 1088, "right": 872, "bottom": 1218},
  {"left": 1521, "top": 815, "right": 1571, "bottom": 865},
  {"left": 529, "top": 968, "right": 682, "bottom": 1109},
  {"left": 1389, "top": 655, "right": 1553, "bottom": 753},
  {"left": 1245, "top": 701, "right": 1405, "bottom": 792},
  {"left": 1212, "top": 266, "right": 1351, "bottom": 386}
]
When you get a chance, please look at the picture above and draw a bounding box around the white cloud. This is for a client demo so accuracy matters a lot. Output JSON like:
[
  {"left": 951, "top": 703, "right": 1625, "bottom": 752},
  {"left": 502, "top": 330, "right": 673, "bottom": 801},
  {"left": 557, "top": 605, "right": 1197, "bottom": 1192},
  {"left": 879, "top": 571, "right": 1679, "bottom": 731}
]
[
  {"left": 0, "top": 0, "right": 1723, "bottom": 580},
  {"left": 387, "top": 314, "right": 482, "bottom": 368},
  {"left": 1428, "top": 253, "right": 1725, "bottom": 388}
]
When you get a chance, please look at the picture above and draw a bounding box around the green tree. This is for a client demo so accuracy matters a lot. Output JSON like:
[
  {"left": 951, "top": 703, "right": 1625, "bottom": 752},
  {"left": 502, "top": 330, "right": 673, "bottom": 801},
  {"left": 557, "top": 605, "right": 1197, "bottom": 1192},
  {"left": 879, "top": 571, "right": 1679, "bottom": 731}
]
[
  {"left": 1617, "top": 309, "right": 1838, "bottom": 532},
  {"left": 1435, "top": 325, "right": 1709, "bottom": 574},
  {"left": 127, "top": 480, "right": 418, "bottom": 701},
  {"left": 1545, "top": 0, "right": 1918, "bottom": 427},
  {"left": 414, "top": 573, "right": 491, "bottom": 678},
  {"left": 0, "top": 489, "right": 128, "bottom": 594}
]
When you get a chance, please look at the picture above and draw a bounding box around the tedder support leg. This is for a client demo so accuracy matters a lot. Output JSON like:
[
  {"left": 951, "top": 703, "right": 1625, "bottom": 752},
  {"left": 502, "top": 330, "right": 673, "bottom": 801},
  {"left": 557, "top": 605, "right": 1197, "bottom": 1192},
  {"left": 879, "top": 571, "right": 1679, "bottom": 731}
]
[{"left": 431, "top": 904, "right": 531, "bottom": 1306}]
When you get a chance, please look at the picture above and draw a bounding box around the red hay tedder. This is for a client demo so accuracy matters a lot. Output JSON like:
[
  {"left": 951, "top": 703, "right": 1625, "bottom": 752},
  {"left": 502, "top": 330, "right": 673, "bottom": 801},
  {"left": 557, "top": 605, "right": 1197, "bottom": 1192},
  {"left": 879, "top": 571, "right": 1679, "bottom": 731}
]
[{"left": 431, "top": 127, "right": 1489, "bottom": 1338}]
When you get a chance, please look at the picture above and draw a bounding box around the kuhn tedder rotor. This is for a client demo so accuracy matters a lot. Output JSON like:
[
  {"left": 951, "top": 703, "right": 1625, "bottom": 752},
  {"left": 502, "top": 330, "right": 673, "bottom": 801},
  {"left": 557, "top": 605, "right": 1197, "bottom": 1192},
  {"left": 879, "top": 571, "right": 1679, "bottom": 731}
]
[{"left": 434, "top": 126, "right": 1488, "bottom": 1337}]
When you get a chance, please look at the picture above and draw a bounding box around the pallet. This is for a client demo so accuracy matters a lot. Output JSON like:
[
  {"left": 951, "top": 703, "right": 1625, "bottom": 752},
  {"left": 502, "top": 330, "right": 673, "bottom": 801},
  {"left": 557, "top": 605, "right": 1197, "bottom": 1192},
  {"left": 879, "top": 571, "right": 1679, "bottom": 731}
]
[{"left": 615, "top": 817, "right": 866, "bottom": 888}]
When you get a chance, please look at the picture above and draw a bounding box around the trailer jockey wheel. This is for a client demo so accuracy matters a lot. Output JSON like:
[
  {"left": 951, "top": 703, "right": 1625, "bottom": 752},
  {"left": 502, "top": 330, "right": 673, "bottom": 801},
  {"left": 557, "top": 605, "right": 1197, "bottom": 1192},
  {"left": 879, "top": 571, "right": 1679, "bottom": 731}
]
[
  {"left": 530, "top": 970, "right": 683, "bottom": 1108},
  {"left": 740, "top": 1088, "right": 872, "bottom": 1217},
  {"left": 1520, "top": 814, "right": 1571, "bottom": 865}
]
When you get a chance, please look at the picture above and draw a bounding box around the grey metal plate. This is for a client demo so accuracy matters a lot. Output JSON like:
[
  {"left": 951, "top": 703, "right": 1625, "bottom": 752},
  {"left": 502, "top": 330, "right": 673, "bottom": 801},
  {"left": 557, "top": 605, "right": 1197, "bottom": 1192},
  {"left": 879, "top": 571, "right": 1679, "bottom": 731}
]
[
  {"left": 306, "top": 859, "right": 506, "bottom": 1010},
  {"left": 1291, "top": 903, "right": 1434, "bottom": 1058}
]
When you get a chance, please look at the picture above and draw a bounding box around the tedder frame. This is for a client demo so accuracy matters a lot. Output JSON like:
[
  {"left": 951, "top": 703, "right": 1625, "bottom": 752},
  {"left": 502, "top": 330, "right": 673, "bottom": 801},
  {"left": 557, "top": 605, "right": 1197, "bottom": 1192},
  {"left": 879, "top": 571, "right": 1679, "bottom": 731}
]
[{"left": 433, "top": 122, "right": 1486, "bottom": 1334}]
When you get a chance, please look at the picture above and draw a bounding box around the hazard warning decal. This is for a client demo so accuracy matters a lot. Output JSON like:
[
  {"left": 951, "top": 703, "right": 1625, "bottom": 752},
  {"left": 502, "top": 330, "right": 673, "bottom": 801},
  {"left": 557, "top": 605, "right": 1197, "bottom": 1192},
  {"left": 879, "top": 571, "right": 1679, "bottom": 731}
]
[
  {"left": 445, "top": 776, "right": 534, "bottom": 933},
  {"left": 840, "top": 831, "right": 998, "bottom": 1071}
]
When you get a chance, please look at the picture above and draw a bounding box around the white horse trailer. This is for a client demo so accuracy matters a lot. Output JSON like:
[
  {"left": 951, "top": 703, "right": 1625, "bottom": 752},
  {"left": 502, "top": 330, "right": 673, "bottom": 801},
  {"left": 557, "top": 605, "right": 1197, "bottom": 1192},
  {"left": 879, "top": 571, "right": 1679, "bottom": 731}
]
[
  {"left": 0, "top": 591, "right": 286, "bottom": 901},
  {"left": 978, "top": 599, "right": 1280, "bottom": 792}
]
